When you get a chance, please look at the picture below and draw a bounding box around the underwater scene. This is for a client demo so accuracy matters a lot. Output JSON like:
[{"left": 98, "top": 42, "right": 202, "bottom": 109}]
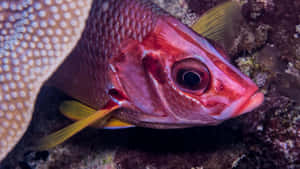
[{"left": 0, "top": 0, "right": 299, "bottom": 169}]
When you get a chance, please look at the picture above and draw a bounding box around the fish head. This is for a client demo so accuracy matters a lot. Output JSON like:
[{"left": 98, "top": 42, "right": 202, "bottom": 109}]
[{"left": 109, "top": 16, "right": 264, "bottom": 127}]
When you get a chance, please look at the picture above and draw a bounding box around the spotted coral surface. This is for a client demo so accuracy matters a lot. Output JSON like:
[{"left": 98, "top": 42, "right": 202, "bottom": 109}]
[{"left": 0, "top": 0, "right": 92, "bottom": 162}]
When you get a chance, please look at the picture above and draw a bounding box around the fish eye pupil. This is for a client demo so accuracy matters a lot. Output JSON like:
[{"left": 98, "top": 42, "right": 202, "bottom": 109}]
[
  {"left": 177, "top": 69, "right": 201, "bottom": 90},
  {"left": 183, "top": 71, "right": 200, "bottom": 87},
  {"left": 172, "top": 59, "right": 210, "bottom": 92}
]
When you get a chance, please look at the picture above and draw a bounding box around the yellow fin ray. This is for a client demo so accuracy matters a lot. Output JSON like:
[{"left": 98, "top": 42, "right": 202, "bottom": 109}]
[
  {"left": 104, "top": 118, "right": 134, "bottom": 129},
  {"left": 37, "top": 103, "right": 119, "bottom": 150},
  {"left": 60, "top": 100, "right": 134, "bottom": 128},
  {"left": 192, "top": 1, "right": 240, "bottom": 42},
  {"left": 60, "top": 100, "right": 95, "bottom": 120}
]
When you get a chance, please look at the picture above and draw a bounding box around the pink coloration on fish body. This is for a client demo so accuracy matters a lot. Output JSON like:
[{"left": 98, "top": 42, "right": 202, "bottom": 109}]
[{"left": 49, "top": 0, "right": 264, "bottom": 128}]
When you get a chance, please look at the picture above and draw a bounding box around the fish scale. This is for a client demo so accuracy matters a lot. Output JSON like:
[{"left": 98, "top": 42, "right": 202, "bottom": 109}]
[
  {"left": 48, "top": 0, "right": 167, "bottom": 109},
  {"left": 0, "top": 0, "right": 264, "bottom": 163},
  {"left": 0, "top": 0, "right": 165, "bottom": 162},
  {"left": 48, "top": 0, "right": 263, "bottom": 131}
]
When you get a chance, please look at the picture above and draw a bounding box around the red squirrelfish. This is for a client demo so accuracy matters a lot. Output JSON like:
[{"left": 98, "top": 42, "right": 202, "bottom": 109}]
[{"left": 37, "top": 0, "right": 264, "bottom": 149}]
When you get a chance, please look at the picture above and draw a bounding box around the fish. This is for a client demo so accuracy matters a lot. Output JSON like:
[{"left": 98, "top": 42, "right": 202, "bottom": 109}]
[
  {"left": 37, "top": 0, "right": 264, "bottom": 150},
  {"left": 0, "top": 0, "right": 93, "bottom": 162}
]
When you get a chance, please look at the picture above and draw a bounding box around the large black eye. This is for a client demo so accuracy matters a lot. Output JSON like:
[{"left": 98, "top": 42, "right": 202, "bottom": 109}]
[
  {"left": 172, "top": 58, "right": 210, "bottom": 93},
  {"left": 177, "top": 69, "right": 202, "bottom": 90}
]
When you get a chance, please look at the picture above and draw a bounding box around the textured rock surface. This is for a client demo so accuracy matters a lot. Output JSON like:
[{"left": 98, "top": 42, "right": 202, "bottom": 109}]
[{"left": 1, "top": 0, "right": 299, "bottom": 169}]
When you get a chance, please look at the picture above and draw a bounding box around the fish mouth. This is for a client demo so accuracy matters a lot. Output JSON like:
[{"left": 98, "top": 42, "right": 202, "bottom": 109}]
[
  {"left": 211, "top": 90, "right": 264, "bottom": 121},
  {"left": 233, "top": 91, "right": 264, "bottom": 117}
]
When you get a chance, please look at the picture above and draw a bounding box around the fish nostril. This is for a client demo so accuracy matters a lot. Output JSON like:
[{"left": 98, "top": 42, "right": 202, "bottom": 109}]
[{"left": 214, "top": 81, "right": 224, "bottom": 92}]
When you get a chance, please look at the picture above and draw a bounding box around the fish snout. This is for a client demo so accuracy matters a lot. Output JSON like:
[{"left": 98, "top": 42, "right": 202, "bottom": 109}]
[
  {"left": 210, "top": 87, "right": 264, "bottom": 121},
  {"left": 233, "top": 91, "right": 264, "bottom": 117}
]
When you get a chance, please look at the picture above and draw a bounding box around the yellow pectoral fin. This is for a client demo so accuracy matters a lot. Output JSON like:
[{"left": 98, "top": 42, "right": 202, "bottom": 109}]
[
  {"left": 104, "top": 118, "right": 135, "bottom": 129},
  {"left": 192, "top": 1, "right": 241, "bottom": 42},
  {"left": 37, "top": 102, "right": 119, "bottom": 150},
  {"left": 59, "top": 100, "right": 134, "bottom": 128},
  {"left": 59, "top": 100, "right": 95, "bottom": 120}
]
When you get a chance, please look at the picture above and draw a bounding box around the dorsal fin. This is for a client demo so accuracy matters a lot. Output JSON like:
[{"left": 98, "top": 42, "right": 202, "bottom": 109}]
[{"left": 192, "top": 1, "right": 241, "bottom": 42}]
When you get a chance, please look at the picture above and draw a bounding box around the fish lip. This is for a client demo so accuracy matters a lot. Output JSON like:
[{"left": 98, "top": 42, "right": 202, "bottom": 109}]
[
  {"left": 233, "top": 90, "right": 264, "bottom": 117},
  {"left": 211, "top": 89, "right": 264, "bottom": 121}
]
